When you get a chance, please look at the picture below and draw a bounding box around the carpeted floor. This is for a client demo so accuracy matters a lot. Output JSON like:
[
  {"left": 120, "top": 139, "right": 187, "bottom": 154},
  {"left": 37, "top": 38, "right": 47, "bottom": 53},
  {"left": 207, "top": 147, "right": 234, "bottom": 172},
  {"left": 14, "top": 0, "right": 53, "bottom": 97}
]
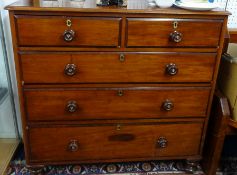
[
  {"left": 6, "top": 144, "right": 205, "bottom": 175},
  {"left": 6, "top": 160, "right": 203, "bottom": 175}
]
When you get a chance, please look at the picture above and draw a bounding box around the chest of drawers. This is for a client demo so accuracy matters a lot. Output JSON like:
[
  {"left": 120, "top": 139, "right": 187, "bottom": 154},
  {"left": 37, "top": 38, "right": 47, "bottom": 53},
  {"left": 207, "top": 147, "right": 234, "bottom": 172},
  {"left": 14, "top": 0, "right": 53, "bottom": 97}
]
[{"left": 6, "top": 0, "right": 229, "bottom": 169}]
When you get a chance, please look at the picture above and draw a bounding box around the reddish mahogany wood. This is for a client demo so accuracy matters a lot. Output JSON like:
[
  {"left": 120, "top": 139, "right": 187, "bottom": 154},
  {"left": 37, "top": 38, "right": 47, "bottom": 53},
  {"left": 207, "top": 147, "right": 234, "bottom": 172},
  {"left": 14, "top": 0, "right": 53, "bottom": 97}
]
[
  {"left": 19, "top": 47, "right": 219, "bottom": 52},
  {"left": 126, "top": 18, "right": 223, "bottom": 47},
  {"left": 20, "top": 52, "right": 216, "bottom": 83},
  {"left": 15, "top": 15, "right": 121, "bottom": 47},
  {"left": 24, "top": 87, "right": 211, "bottom": 121},
  {"left": 229, "top": 30, "right": 237, "bottom": 43},
  {"left": 202, "top": 91, "right": 230, "bottom": 175},
  {"left": 5, "top": 0, "right": 229, "bottom": 168},
  {"left": 29, "top": 122, "right": 203, "bottom": 163}
]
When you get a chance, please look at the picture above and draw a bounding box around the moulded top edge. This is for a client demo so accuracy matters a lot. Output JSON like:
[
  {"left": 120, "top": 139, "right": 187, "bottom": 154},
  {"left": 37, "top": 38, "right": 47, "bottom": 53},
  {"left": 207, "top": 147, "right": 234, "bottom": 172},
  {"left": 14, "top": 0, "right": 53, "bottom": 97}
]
[{"left": 5, "top": 0, "right": 231, "bottom": 16}]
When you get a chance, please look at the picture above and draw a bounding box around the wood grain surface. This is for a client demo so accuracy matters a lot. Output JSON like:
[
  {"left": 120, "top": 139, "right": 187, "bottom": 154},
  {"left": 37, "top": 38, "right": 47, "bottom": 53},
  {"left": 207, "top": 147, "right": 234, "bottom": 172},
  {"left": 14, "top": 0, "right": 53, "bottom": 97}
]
[
  {"left": 20, "top": 52, "right": 216, "bottom": 83},
  {"left": 29, "top": 122, "right": 203, "bottom": 163}
]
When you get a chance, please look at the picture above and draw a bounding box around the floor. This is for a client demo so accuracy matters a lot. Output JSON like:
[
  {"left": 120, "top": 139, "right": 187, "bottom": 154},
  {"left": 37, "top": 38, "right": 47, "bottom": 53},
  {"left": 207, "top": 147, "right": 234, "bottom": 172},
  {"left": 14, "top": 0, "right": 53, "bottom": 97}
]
[{"left": 0, "top": 139, "right": 19, "bottom": 175}]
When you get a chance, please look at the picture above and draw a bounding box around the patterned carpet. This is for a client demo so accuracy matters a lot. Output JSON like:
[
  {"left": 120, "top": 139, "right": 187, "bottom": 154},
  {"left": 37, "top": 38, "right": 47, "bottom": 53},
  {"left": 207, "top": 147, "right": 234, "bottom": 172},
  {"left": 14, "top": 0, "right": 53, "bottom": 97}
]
[
  {"left": 7, "top": 160, "right": 203, "bottom": 175},
  {"left": 6, "top": 144, "right": 205, "bottom": 175}
]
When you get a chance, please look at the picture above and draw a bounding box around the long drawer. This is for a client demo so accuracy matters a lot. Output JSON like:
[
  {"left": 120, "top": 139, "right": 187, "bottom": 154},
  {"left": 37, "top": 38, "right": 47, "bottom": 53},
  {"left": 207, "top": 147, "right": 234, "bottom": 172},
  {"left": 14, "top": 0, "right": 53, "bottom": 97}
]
[
  {"left": 126, "top": 18, "right": 223, "bottom": 47},
  {"left": 29, "top": 122, "right": 203, "bottom": 162},
  {"left": 20, "top": 53, "right": 216, "bottom": 83},
  {"left": 15, "top": 15, "right": 121, "bottom": 47},
  {"left": 24, "top": 87, "right": 210, "bottom": 121}
]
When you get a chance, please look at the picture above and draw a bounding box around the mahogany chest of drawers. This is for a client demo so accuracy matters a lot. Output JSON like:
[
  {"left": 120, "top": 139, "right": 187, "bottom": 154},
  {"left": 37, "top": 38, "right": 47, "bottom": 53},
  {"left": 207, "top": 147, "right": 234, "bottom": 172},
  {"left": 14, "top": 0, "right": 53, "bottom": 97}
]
[{"left": 6, "top": 0, "right": 229, "bottom": 168}]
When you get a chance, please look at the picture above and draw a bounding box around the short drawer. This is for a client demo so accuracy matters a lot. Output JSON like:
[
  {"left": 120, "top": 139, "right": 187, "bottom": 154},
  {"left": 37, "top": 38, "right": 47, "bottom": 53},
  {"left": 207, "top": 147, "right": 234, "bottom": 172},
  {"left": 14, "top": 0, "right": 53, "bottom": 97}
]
[
  {"left": 126, "top": 18, "right": 223, "bottom": 47},
  {"left": 15, "top": 15, "right": 121, "bottom": 47},
  {"left": 20, "top": 53, "right": 216, "bottom": 83},
  {"left": 29, "top": 122, "right": 203, "bottom": 162},
  {"left": 24, "top": 87, "right": 210, "bottom": 121}
]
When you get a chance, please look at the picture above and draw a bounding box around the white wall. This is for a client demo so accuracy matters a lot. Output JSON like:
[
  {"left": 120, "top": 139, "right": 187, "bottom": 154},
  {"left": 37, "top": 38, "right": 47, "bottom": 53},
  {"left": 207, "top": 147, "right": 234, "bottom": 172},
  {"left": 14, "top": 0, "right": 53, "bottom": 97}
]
[
  {"left": 0, "top": 34, "right": 7, "bottom": 88},
  {"left": 0, "top": 18, "right": 16, "bottom": 138},
  {"left": 0, "top": 95, "right": 17, "bottom": 138},
  {"left": 0, "top": 0, "right": 22, "bottom": 137}
]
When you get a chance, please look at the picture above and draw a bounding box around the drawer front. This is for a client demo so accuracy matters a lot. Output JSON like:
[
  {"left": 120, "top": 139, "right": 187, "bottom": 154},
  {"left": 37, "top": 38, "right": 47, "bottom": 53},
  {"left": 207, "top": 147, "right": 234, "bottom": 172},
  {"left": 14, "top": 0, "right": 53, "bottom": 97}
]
[
  {"left": 29, "top": 122, "right": 203, "bottom": 162},
  {"left": 16, "top": 16, "right": 121, "bottom": 47},
  {"left": 126, "top": 18, "right": 222, "bottom": 47},
  {"left": 20, "top": 53, "right": 216, "bottom": 83},
  {"left": 25, "top": 87, "right": 210, "bottom": 121}
]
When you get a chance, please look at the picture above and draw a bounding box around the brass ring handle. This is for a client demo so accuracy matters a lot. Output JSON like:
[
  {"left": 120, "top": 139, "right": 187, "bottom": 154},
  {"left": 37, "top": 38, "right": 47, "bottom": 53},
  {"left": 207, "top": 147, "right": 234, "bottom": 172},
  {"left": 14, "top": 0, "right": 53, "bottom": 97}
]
[
  {"left": 157, "top": 137, "right": 168, "bottom": 148},
  {"left": 68, "top": 140, "right": 79, "bottom": 152},
  {"left": 162, "top": 100, "right": 174, "bottom": 111},
  {"left": 170, "top": 31, "right": 182, "bottom": 43},
  {"left": 65, "top": 64, "right": 77, "bottom": 76},
  {"left": 66, "top": 101, "right": 78, "bottom": 113},
  {"left": 166, "top": 63, "right": 178, "bottom": 76},
  {"left": 63, "top": 29, "right": 75, "bottom": 42}
]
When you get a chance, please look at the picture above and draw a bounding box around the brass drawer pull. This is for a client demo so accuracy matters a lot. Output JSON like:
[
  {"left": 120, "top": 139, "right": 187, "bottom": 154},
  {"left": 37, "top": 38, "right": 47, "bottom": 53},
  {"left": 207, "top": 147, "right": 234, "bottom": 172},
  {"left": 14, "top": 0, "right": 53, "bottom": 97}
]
[
  {"left": 119, "top": 54, "right": 125, "bottom": 62},
  {"left": 166, "top": 63, "right": 178, "bottom": 76},
  {"left": 65, "top": 64, "right": 77, "bottom": 76},
  {"left": 68, "top": 140, "right": 79, "bottom": 152},
  {"left": 162, "top": 100, "right": 174, "bottom": 111},
  {"left": 117, "top": 90, "right": 124, "bottom": 97},
  {"left": 63, "top": 29, "right": 75, "bottom": 42},
  {"left": 66, "top": 101, "right": 78, "bottom": 113},
  {"left": 170, "top": 31, "right": 182, "bottom": 43},
  {"left": 157, "top": 137, "right": 168, "bottom": 148}
]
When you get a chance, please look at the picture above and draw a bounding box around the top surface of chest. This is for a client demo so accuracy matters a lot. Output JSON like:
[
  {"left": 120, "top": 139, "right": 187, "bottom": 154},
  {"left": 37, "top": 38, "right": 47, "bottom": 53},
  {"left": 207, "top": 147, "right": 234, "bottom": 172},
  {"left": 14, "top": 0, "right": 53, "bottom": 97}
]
[{"left": 6, "top": 0, "right": 229, "bottom": 15}]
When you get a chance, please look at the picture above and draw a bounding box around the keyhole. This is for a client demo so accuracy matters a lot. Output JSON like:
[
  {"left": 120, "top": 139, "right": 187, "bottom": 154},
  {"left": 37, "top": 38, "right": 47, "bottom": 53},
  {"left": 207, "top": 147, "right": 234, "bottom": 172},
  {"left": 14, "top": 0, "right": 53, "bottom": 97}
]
[
  {"left": 173, "top": 21, "right": 178, "bottom": 29},
  {"left": 116, "top": 124, "right": 121, "bottom": 131},
  {"left": 66, "top": 19, "right": 72, "bottom": 27}
]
